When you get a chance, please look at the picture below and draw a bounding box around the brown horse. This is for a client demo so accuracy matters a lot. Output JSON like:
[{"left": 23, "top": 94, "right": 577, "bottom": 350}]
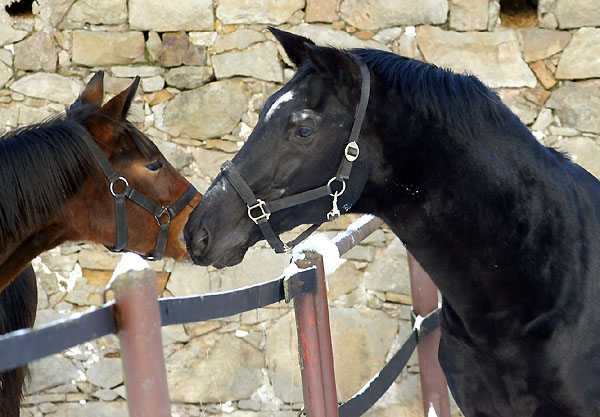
[
  {"left": 0, "top": 71, "right": 201, "bottom": 416},
  {"left": 0, "top": 266, "right": 36, "bottom": 417}
]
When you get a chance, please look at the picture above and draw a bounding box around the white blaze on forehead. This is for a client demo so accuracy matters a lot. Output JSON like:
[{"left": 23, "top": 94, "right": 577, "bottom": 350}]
[{"left": 265, "top": 90, "right": 294, "bottom": 121}]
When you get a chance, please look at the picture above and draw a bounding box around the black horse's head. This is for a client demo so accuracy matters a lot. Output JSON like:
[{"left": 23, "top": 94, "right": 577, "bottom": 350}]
[{"left": 185, "top": 28, "right": 372, "bottom": 267}]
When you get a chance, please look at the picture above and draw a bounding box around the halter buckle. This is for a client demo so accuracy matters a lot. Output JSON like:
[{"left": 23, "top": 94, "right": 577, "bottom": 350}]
[
  {"left": 248, "top": 199, "right": 270, "bottom": 224},
  {"left": 110, "top": 176, "right": 129, "bottom": 197},
  {"left": 345, "top": 141, "right": 360, "bottom": 162},
  {"left": 155, "top": 206, "right": 173, "bottom": 227}
]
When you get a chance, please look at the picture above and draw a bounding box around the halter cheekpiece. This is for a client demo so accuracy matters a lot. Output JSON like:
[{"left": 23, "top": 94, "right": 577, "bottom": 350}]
[
  {"left": 221, "top": 57, "right": 371, "bottom": 253},
  {"left": 80, "top": 133, "right": 197, "bottom": 260}
]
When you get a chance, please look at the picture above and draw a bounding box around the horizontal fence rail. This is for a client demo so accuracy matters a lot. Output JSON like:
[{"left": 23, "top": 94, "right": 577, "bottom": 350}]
[
  {"left": 0, "top": 268, "right": 317, "bottom": 372},
  {"left": 0, "top": 305, "right": 116, "bottom": 373},
  {"left": 160, "top": 267, "right": 316, "bottom": 326}
]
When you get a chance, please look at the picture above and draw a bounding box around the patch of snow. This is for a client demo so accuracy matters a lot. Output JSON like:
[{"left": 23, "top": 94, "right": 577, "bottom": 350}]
[
  {"left": 532, "top": 130, "right": 545, "bottom": 141},
  {"left": 109, "top": 253, "right": 149, "bottom": 284},
  {"left": 32, "top": 255, "right": 81, "bottom": 293},
  {"left": 292, "top": 233, "right": 344, "bottom": 276},
  {"left": 235, "top": 329, "right": 248, "bottom": 338},
  {"left": 332, "top": 214, "right": 378, "bottom": 249},
  {"left": 239, "top": 121, "right": 252, "bottom": 139},
  {"left": 283, "top": 259, "right": 312, "bottom": 278},
  {"left": 413, "top": 312, "right": 425, "bottom": 333},
  {"left": 349, "top": 370, "right": 380, "bottom": 400},
  {"left": 404, "top": 26, "right": 416, "bottom": 37},
  {"left": 251, "top": 368, "right": 284, "bottom": 411},
  {"left": 347, "top": 214, "right": 376, "bottom": 231},
  {"left": 221, "top": 401, "right": 235, "bottom": 413}
]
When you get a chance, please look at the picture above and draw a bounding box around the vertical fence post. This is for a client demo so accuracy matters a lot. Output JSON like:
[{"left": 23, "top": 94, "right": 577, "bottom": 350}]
[
  {"left": 112, "top": 268, "right": 171, "bottom": 417},
  {"left": 408, "top": 252, "right": 451, "bottom": 417},
  {"left": 294, "top": 252, "right": 339, "bottom": 417}
]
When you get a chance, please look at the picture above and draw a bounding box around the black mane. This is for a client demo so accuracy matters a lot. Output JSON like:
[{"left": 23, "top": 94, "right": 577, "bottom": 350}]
[
  {"left": 350, "top": 49, "right": 511, "bottom": 135},
  {"left": 0, "top": 105, "right": 99, "bottom": 246}
]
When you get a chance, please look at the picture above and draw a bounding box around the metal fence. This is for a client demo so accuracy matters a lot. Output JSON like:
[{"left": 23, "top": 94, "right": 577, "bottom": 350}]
[{"left": 0, "top": 215, "right": 449, "bottom": 417}]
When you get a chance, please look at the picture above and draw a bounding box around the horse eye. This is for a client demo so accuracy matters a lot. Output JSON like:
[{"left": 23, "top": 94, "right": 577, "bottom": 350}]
[
  {"left": 295, "top": 127, "right": 314, "bottom": 139},
  {"left": 146, "top": 159, "right": 163, "bottom": 171}
]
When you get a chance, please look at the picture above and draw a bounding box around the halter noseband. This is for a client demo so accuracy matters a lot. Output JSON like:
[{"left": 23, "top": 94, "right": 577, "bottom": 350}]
[
  {"left": 221, "top": 57, "right": 371, "bottom": 254},
  {"left": 80, "top": 132, "right": 197, "bottom": 260}
]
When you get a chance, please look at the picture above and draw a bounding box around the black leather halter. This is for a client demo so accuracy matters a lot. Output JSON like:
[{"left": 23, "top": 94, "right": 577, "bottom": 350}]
[
  {"left": 221, "top": 58, "right": 371, "bottom": 253},
  {"left": 80, "top": 133, "right": 197, "bottom": 260}
]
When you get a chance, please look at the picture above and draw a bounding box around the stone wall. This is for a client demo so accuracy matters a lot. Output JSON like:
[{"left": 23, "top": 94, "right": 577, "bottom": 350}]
[{"left": 3, "top": 0, "right": 598, "bottom": 416}]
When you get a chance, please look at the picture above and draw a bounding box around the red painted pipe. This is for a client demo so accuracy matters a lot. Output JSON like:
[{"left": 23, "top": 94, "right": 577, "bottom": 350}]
[
  {"left": 408, "top": 252, "right": 451, "bottom": 417},
  {"left": 113, "top": 269, "right": 171, "bottom": 417},
  {"left": 294, "top": 283, "right": 327, "bottom": 416},
  {"left": 294, "top": 253, "right": 339, "bottom": 417},
  {"left": 310, "top": 254, "right": 339, "bottom": 417}
]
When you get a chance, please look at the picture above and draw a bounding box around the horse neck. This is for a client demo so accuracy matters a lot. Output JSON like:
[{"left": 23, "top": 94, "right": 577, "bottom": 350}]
[
  {"left": 0, "top": 222, "right": 70, "bottom": 290},
  {"left": 0, "top": 122, "right": 93, "bottom": 289},
  {"left": 357, "top": 92, "right": 591, "bottom": 341}
]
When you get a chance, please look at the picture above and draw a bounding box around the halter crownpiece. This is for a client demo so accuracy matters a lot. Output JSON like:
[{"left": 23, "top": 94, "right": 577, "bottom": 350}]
[
  {"left": 80, "top": 132, "right": 198, "bottom": 260},
  {"left": 221, "top": 56, "right": 371, "bottom": 254}
]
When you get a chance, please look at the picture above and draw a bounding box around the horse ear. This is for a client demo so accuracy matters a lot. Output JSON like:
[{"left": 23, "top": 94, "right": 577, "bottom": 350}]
[
  {"left": 268, "top": 26, "right": 315, "bottom": 66},
  {"left": 305, "top": 44, "right": 360, "bottom": 88},
  {"left": 97, "top": 76, "right": 140, "bottom": 122},
  {"left": 78, "top": 71, "right": 105, "bottom": 106}
]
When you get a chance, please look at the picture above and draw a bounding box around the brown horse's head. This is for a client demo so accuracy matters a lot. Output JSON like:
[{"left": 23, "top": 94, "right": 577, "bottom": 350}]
[{"left": 64, "top": 72, "right": 201, "bottom": 262}]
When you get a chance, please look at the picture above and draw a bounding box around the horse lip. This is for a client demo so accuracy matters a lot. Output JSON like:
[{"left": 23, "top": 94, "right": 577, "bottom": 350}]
[{"left": 198, "top": 241, "right": 248, "bottom": 268}]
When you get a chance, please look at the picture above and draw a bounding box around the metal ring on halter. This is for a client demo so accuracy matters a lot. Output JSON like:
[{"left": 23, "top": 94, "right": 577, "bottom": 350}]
[
  {"left": 109, "top": 176, "right": 129, "bottom": 197},
  {"left": 327, "top": 177, "right": 346, "bottom": 197},
  {"left": 154, "top": 206, "right": 172, "bottom": 227}
]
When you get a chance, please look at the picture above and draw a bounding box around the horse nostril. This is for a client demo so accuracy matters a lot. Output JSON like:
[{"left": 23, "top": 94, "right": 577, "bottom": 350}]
[{"left": 192, "top": 227, "right": 210, "bottom": 256}]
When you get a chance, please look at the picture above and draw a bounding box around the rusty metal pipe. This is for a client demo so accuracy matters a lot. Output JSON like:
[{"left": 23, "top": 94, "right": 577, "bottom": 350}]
[
  {"left": 294, "top": 278, "right": 327, "bottom": 417},
  {"left": 333, "top": 215, "right": 384, "bottom": 256},
  {"left": 408, "top": 252, "right": 451, "bottom": 417},
  {"left": 113, "top": 269, "right": 171, "bottom": 417},
  {"left": 307, "top": 253, "right": 339, "bottom": 417}
]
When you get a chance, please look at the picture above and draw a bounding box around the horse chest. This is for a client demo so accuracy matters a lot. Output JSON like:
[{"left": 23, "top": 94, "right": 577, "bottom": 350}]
[{"left": 439, "top": 329, "right": 598, "bottom": 417}]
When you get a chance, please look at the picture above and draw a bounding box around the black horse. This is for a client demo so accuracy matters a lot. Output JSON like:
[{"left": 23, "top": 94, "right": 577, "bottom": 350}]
[{"left": 185, "top": 28, "right": 600, "bottom": 416}]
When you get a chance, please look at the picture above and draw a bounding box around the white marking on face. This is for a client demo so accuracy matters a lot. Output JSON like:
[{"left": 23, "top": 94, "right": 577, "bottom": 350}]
[
  {"left": 291, "top": 109, "right": 320, "bottom": 124},
  {"left": 205, "top": 179, "right": 229, "bottom": 201},
  {"left": 265, "top": 90, "right": 294, "bottom": 121}
]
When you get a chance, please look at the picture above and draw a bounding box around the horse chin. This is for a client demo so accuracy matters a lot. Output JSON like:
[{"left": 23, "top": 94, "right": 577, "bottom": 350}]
[
  {"left": 212, "top": 249, "right": 247, "bottom": 269},
  {"left": 196, "top": 243, "right": 248, "bottom": 269}
]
